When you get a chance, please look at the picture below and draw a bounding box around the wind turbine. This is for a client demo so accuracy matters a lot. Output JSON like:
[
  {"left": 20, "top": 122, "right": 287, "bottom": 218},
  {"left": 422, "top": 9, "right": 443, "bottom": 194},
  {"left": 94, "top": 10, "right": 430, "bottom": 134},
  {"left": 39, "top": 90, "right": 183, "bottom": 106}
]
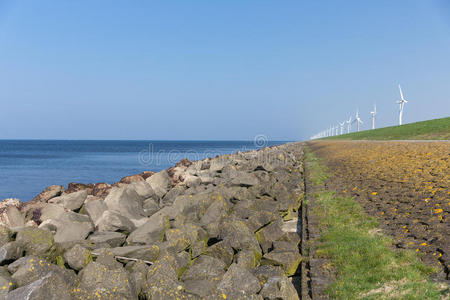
[
  {"left": 397, "top": 84, "right": 408, "bottom": 125},
  {"left": 339, "top": 121, "right": 345, "bottom": 135},
  {"left": 346, "top": 116, "right": 352, "bottom": 133},
  {"left": 352, "top": 109, "right": 363, "bottom": 132},
  {"left": 370, "top": 104, "right": 377, "bottom": 129}
]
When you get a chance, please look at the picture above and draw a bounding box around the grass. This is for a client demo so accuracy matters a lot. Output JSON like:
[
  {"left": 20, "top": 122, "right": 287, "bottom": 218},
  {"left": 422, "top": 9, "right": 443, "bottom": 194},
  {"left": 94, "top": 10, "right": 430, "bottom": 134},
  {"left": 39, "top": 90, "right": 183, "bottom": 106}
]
[
  {"left": 304, "top": 149, "right": 448, "bottom": 299},
  {"left": 324, "top": 116, "right": 450, "bottom": 140}
]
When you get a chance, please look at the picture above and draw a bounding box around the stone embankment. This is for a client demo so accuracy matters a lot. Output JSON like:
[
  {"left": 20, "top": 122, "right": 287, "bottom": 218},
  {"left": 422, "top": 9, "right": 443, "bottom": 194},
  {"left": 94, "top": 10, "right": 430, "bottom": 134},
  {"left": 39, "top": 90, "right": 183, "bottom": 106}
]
[{"left": 0, "top": 142, "right": 305, "bottom": 299}]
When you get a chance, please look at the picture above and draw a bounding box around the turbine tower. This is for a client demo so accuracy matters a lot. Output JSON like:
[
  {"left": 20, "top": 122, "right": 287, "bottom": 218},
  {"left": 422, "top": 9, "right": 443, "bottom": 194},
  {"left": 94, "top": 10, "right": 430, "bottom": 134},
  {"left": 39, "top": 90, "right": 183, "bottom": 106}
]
[
  {"left": 397, "top": 84, "right": 408, "bottom": 125},
  {"left": 339, "top": 121, "right": 345, "bottom": 135},
  {"left": 346, "top": 116, "right": 352, "bottom": 133},
  {"left": 352, "top": 109, "right": 363, "bottom": 132},
  {"left": 370, "top": 104, "right": 377, "bottom": 129}
]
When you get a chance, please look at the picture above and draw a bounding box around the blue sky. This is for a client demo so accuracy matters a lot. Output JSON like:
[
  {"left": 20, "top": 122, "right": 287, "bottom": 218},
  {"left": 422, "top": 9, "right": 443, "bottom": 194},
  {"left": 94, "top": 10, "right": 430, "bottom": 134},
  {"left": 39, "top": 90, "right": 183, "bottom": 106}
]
[{"left": 0, "top": 1, "right": 449, "bottom": 140}]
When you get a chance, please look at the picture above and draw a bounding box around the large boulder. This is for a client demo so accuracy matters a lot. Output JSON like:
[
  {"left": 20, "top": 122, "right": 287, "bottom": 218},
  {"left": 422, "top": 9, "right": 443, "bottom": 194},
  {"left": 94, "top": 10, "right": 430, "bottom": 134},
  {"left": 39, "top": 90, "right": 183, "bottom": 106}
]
[
  {"left": 6, "top": 271, "right": 74, "bottom": 300},
  {"left": 104, "top": 186, "right": 147, "bottom": 227},
  {"left": 39, "top": 211, "right": 93, "bottom": 243},
  {"left": 96, "top": 210, "right": 136, "bottom": 234},
  {"left": 0, "top": 242, "right": 23, "bottom": 265},
  {"left": 145, "top": 170, "right": 170, "bottom": 198},
  {"left": 254, "top": 265, "right": 299, "bottom": 300},
  {"left": 109, "top": 245, "right": 160, "bottom": 262},
  {"left": 15, "top": 227, "right": 55, "bottom": 259},
  {"left": 83, "top": 199, "right": 107, "bottom": 224},
  {"left": 31, "top": 185, "right": 64, "bottom": 202},
  {"left": 0, "top": 199, "right": 24, "bottom": 228},
  {"left": 63, "top": 244, "right": 92, "bottom": 271},
  {"left": 8, "top": 256, "right": 75, "bottom": 288},
  {"left": 88, "top": 231, "right": 126, "bottom": 247},
  {"left": 48, "top": 190, "right": 87, "bottom": 211},
  {"left": 216, "top": 263, "right": 261, "bottom": 296},
  {"left": 142, "top": 255, "right": 185, "bottom": 299},
  {"left": 0, "top": 226, "right": 12, "bottom": 247},
  {"left": 0, "top": 266, "right": 14, "bottom": 297},
  {"left": 78, "top": 262, "right": 136, "bottom": 299},
  {"left": 127, "top": 212, "right": 169, "bottom": 245},
  {"left": 39, "top": 203, "right": 66, "bottom": 223},
  {"left": 255, "top": 218, "right": 285, "bottom": 253}
]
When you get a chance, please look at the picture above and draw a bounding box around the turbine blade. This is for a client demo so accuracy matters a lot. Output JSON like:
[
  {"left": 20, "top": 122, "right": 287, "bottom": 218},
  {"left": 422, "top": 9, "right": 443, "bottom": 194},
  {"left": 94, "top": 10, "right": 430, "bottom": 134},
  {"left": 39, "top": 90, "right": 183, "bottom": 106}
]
[{"left": 399, "top": 84, "right": 404, "bottom": 100}]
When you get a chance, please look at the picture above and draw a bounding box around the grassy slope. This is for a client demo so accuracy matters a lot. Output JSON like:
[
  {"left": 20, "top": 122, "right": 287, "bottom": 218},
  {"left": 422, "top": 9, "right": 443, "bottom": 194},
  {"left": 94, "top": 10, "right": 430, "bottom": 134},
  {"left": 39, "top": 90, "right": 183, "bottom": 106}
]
[
  {"left": 324, "top": 117, "right": 450, "bottom": 140},
  {"left": 304, "top": 149, "right": 448, "bottom": 299}
]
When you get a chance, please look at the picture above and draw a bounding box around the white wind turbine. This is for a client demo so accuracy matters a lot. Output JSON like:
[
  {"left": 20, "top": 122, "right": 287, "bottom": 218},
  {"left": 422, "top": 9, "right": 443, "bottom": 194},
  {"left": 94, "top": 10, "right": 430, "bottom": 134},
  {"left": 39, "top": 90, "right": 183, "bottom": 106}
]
[
  {"left": 335, "top": 125, "right": 339, "bottom": 136},
  {"left": 370, "top": 104, "right": 377, "bottom": 129},
  {"left": 339, "top": 121, "right": 345, "bottom": 135},
  {"left": 352, "top": 109, "right": 363, "bottom": 132},
  {"left": 397, "top": 84, "right": 408, "bottom": 125},
  {"left": 346, "top": 116, "right": 352, "bottom": 133}
]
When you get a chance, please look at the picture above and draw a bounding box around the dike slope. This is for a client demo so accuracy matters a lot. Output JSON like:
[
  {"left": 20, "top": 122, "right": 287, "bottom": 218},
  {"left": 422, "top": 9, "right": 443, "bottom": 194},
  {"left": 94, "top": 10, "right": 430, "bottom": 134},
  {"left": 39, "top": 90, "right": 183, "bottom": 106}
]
[{"left": 0, "top": 142, "right": 305, "bottom": 299}]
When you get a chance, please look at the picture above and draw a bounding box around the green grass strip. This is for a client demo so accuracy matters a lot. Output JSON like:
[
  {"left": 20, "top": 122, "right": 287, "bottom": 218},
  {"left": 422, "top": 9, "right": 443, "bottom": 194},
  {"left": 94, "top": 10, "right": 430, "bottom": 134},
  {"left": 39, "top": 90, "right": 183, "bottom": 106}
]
[
  {"left": 305, "top": 149, "right": 448, "bottom": 299},
  {"left": 324, "top": 116, "right": 450, "bottom": 140}
]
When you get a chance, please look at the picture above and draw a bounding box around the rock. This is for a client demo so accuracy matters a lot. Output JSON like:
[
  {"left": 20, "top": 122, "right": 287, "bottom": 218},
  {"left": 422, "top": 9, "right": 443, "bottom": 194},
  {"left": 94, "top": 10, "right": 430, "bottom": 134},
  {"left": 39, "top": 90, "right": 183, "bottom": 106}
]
[
  {"left": 0, "top": 266, "right": 14, "bottom": 297},
  {"left": 88, "top": 231, "right": 126, "bottom": 247},
  {"left": 258, "top": 269, "right": 299, "bottom": 300},
  {"left": 0, "top": 226, "right": 12, "bottom": 247},
  {"left": 15, "top": 227, "right": 55, "bottom": 259},
  {"left": 219, "top": 217, "right": 261, "bottom": 255},
  {"left": 93, "top": 249, "right": 123, "bottom": 269},
  {"left": 130, "top": 181, "right": 155, "bottom": 199},
  {"left": 126, "top": 260, "right": 149, "bottom": 297},
  {"left": 217, "top": 263, "right": 261, "bottom": 296},
  {"left": 104, "top": 186, "right": 147, "bottom": 227},
  {"left": 0, "top": 204, "right": 25, "bottom": 228},
  {"left": 91, "top": 182, "right": 111, "bottom": 198},
  {"left": 235, "top": 249, "right": 260, "bottom": 269},
  {"left": 143, "top": 197, "right": 159, "bottom": 217},
  {"left": 145, "top": 170, "right": 170, "bottom": 198},
  {"left": 48, "top": 190, "right": 87, "bottom": 211},
  {"left": 140, "top": 171, "right": 155, "bottom": 180},
  {"left": 78, "top": 262, "right": 136, "bottom": 299},
  {"left": 83, "top": 199, "right": 107, "bottom": 225},
  {"left": 6, "top": 271, "right": 74, "bottom": 300},
  {"left": 184, "top": 278, "right": 217, "bottom": 298},
  {"left": 165, "top": 223, "right": 206, "bottom": 253},
  {"left": 246, "top": 210, "right": 278, "bottom": 232},
  {"left": 255, "top": 218, "right": 285, "bottom": 253},
  {"left": 230, "top": 172, "right": 260, "bottom": 187},
  {"left": 200, "top": 195, "right": 231, "bottom": 229},
  {"left": 120, "top": 174, "right": 144, "bottom": 184},
  {"left": 205, "top": 241, "right": 234, "bottom": 266},
  {"left": 39, "top": 211, "right": 93, "bottom": 243},
  {"left": 9, "top": 256, "right": 75, "bottom": 288},
  {"left": 127, "top": 212, "right": 169, "bottom": 245},
  {"left": 160, "top": 186, "right": 184, "bottom": 208},
  {"left": 142, "top": 255, "right": 184, "bottom": 299},
  {"left": 262, "top": 250, "right": 302, "bottom": 276},
  {"left": 66, "top": 182, "right": 92, "bottom": 194},
  {"left": 39, "top": 203, "right": 66, "bottom": 223},
  {"left": 180, "top": 255, "right": 226, "bottom": 283},
  {"left": 210, "top": 159, "right": 226, "bottom": 172},
  {"left": 183, "top": 175, "right": 201, "bottom": 188},
  {"left": 96, "top": 210, "right": 136, "bottom": 234},
  {"left": 0, "top": 242, "right": 23, "bottom": 265},
  {"left": 63, "top": 244, "right": 91, "bottom": 271},
  {"left": 31, "top": 185, "right": 64, "bottom": 202},
  {"left": 109, "top": 245, "right": 160, "bottom": 262}
]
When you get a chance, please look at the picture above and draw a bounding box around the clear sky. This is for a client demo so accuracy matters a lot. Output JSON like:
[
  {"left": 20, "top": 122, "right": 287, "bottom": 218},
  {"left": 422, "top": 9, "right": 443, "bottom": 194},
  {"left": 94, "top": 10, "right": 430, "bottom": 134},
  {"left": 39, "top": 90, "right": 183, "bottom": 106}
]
[{"left": 0, "top": 1, "right": 449, "bottom": 141}]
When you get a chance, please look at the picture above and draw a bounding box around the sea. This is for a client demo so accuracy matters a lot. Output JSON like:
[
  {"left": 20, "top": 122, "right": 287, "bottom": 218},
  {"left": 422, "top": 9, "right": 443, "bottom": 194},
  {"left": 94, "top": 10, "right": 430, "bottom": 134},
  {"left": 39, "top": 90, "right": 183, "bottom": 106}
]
[{"left": 0, "top": 140, "right": 286, "bottom": 202}]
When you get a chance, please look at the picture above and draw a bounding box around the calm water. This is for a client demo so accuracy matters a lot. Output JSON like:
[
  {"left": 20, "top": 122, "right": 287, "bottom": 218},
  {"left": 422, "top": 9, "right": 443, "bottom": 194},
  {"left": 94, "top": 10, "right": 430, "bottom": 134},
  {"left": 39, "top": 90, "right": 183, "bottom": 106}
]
[{"left": 0, "top": 140, "right": 286, "bottom": 201}]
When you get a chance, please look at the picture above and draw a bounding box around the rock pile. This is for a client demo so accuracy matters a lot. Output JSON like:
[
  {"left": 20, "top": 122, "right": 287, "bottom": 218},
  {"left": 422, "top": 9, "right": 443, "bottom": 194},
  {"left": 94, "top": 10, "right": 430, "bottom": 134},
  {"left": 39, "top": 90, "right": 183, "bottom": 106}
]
[{"left": 0, "top": 143, "right": 304, "bottom": 299}]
